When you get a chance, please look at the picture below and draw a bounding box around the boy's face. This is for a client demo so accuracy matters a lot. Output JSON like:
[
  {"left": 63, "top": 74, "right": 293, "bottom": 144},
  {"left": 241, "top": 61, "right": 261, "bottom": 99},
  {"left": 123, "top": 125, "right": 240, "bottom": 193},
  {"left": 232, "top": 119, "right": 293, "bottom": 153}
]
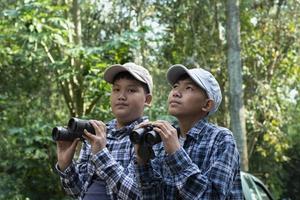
[
  {"left": 168, "top": 77, "right": 209, "bottom": 119},
  {"left": 110, "top": 78, "right": 151, "bottom": 124}
]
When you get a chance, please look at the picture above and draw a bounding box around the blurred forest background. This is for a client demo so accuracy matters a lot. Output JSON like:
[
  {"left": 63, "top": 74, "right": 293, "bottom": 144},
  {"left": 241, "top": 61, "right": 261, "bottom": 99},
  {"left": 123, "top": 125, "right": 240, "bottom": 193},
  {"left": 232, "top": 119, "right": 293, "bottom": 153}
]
[{"left": 0, "top": 0, "right": 299, "bottom": 199}]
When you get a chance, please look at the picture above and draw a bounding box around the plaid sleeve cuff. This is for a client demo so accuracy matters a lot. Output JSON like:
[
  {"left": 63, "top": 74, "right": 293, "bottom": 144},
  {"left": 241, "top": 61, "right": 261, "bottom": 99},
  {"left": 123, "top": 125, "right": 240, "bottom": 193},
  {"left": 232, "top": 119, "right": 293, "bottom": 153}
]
[
  {"left": 165, "top": 147, "right": 196, "bottom": 175},
  {"left": 55, "top": 161, "right": 81, "bottom": 192},
  {"left": 55, "top": 161, "right": 76, "bottom": 178}
]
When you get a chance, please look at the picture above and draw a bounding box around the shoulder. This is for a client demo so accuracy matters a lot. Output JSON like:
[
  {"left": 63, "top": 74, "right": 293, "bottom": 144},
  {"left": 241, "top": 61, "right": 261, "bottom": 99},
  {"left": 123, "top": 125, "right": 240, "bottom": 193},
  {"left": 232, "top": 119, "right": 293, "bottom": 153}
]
[
  {"left": 198, "top": 120, "right": 231, "bottom": 134},
  {"left": 201, "top": 122, "right": 235, "bottom": 144}
]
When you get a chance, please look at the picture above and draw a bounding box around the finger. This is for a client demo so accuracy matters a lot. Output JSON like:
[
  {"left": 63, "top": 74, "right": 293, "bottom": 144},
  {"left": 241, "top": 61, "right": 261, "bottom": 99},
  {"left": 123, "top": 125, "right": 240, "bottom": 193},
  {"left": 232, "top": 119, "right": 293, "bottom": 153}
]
[
  {"left": 83, "top": 129, "right": 95, "bottom": 140},
  {"left": 155, "top": 120, "right": 167, "bottom": 123},
  {"left": 95, "top": 120, "right": 106, "bottom": 132},
  {"left": 153, "top": 123, "right": 176, "bottom": 139},
  {"left": 90, "top": 121, "right": 101, "bottom": 136},
  {"left": 153, "top": 120, "right": 169, "bottom": 127},
  {"left": 136, "top": 121, "right": 152, "bottom": 129},
  {"left": 93, "top": 120, "right": 105, "bottom": 128},
  {"left": 90, "top": 120, "right": 106, "bottom": 137}
]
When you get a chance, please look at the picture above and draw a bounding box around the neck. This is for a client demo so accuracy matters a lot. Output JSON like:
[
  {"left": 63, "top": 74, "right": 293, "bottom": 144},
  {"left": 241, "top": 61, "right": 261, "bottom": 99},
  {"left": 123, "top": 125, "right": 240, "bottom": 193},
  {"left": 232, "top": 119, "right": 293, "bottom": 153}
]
[
  {"left": 116, "top": 116, "right": 142, "bottom": 129},
  {"left": 177, "top": 115, "right": 204, "bottom": 137}
]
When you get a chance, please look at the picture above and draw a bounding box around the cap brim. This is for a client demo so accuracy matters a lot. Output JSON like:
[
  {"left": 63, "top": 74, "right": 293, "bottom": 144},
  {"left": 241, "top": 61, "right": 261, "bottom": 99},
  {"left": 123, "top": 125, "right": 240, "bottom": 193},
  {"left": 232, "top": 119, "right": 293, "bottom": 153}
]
[
  {"left": 167, "top": 64, "right": 191, "bottom": 85},
  {"left": 167, "top": 64, "right": 208, "bottom": 93},
  {"left": 104, "top": 64, "right": 129, "bottom": 83}
]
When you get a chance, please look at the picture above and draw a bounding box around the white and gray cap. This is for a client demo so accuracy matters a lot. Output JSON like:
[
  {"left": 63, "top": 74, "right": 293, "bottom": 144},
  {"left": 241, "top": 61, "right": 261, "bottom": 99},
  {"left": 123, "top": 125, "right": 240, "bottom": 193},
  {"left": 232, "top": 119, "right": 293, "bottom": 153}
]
[
  {"left": 104, "top": 62, "right": 153, "bottom": 94},
  {"left": 167, "top": 64, "right": 222, "bottom": 116}
]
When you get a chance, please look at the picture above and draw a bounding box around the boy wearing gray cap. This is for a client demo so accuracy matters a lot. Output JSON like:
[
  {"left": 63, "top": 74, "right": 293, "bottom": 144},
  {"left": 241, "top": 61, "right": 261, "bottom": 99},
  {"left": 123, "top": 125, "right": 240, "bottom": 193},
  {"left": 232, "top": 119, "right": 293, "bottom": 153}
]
[
  {"left": 134, "top": 64, "right": 243, "bottom": 199},
  {"left": 55, "top": 62, "right": 153, "bottom": 199}
]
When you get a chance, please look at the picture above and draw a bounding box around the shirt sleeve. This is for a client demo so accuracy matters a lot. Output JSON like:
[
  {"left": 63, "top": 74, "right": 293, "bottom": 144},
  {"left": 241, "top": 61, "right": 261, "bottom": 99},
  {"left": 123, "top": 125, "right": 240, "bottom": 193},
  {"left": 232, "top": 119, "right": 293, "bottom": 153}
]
[
  {"left": 91, "top": 147, "right": 141, "bottom": 200},
  {"left": 55, "top": 141, "right": 91, "bottom": 198},
  {"left": 165, "top": 133, "right": 240, "bottom": 199},
  {"left": 55, "top": 161, "right": 82, "bottom": 198}
]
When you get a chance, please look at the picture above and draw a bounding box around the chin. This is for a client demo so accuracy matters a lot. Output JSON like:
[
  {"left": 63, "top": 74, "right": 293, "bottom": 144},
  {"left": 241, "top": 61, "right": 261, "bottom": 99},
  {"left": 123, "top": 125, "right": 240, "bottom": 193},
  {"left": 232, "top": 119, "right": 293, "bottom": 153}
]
[
  {"left": 115, "top": 112, "right": 129, "bottom": 118},
  {"left": 168, "top": 109, "right": 180, "bottom": 117}
]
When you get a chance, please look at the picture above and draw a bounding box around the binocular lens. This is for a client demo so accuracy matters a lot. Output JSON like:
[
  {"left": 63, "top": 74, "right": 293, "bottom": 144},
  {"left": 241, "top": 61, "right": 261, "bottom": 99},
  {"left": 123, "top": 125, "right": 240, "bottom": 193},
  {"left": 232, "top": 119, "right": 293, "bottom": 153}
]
[
  {"left": 67, "top": 118, "right": 76, "bottom": 133},
  {"left": 52, "top": 118, "right": 96, "bottom": 141},
  {"left": 68, "top": 117, "right": 95, "bottom": 135},
  {"left": 129, "top": 130, "right": 143, "bottom": 144},
  {"left": 130, "top": 126, "right": 161, "bottom": 146},
  {"left": 52, "top": 127, "right": 71, "bottom": 141},
  {"left": 144, "top": 131, "right": 161, "bottom": 146}
]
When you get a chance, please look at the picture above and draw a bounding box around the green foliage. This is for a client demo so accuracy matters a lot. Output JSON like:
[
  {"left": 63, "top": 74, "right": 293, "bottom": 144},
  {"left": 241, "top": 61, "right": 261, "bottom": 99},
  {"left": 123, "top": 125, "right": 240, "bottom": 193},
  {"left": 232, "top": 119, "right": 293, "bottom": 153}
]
[
  {"left": 280, "top": 96, "right": 300, "bottom": 199},
  {"left": 0, "top": 123, "right": 64, "bottom": 199},
  {"left": 240, "top": 1, "right": 300, "bottom": 198}
]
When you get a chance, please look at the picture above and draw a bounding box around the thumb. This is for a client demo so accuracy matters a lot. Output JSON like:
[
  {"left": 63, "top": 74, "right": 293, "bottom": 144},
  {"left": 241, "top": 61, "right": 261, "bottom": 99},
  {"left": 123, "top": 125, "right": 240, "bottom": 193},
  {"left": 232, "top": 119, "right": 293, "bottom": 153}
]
[{"left": 70, "top": 138, "right": 80, "bottom": 149}]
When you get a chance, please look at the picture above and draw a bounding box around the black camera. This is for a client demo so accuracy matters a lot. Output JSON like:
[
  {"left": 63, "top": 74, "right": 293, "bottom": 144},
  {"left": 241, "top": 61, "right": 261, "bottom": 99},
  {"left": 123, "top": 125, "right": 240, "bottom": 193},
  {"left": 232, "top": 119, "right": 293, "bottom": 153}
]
[
  {"left": 52, "top": 117, "right": 95, "bottom": 141},
  {"left": 130, "top": 125, "right": 161, "bottom": 146}
]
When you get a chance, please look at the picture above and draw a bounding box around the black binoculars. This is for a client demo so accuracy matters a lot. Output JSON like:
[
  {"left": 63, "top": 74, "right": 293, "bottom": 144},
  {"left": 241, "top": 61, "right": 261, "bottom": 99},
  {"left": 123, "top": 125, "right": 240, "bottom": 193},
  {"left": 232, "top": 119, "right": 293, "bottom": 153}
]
[
  {"left": 130, "top": 124, "right": 180, "bottom": 160},
  {"left": 129, "top": 125, "right": 161, "bottom": 146},
  {"left": 52, "top": 118, "right": 95, "bottom": 141}
]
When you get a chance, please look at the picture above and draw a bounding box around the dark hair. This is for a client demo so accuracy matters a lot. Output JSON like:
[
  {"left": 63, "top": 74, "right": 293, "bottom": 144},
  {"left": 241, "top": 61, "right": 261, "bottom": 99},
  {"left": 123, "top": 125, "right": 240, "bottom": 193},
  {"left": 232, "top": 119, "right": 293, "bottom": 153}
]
[{"left": 112, "top": 71, "right": 150, "bottom": 94}]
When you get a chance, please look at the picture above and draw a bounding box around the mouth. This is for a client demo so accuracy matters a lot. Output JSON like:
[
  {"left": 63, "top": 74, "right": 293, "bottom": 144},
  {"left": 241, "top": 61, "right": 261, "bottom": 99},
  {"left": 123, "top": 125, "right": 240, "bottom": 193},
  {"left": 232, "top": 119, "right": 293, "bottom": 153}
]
[
  {"left": 115, "top": 103, "right": 129, "bottom": 107},
  {"left": 169, "top": 100, "right": 181, "bottom": 106}
]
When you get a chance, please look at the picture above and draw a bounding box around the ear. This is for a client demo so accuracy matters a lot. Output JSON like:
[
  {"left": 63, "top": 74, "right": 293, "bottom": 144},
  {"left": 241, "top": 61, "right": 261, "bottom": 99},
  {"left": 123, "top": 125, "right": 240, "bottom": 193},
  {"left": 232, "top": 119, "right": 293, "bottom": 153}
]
[
  {"left": 144, "top": 94, "right": 152, "bottom": 107},
  {"left": 201, "top": 99, "right": 214, "bottom": 113}
]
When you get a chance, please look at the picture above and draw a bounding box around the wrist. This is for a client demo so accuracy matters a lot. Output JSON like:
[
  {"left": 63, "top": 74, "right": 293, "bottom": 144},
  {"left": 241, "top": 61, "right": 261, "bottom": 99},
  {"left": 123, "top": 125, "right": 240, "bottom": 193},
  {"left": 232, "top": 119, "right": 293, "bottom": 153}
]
[{"left": 57, "top": 161, "right": 70, "bottom": 172}]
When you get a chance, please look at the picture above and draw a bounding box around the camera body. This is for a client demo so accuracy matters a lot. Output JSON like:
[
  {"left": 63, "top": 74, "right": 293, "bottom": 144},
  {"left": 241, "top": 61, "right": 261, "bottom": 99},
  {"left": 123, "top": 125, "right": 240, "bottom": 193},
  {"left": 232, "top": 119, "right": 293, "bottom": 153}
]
[
  {"left": 52, "top": 118, "right": 95, "bottom": 141},
  {"left": 130, "top": 125, "right": 161, "bottom": 146}
]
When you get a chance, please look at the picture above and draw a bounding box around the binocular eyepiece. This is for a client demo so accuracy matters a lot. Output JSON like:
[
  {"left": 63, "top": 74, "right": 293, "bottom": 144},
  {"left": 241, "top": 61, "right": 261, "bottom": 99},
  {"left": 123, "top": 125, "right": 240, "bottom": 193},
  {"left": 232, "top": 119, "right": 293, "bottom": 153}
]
[
  {"left": 52, "top": 118, "right": 95, "bottom": 141},
  {"left": 130, "top": 125, "right": 161, "bottom": 146}
]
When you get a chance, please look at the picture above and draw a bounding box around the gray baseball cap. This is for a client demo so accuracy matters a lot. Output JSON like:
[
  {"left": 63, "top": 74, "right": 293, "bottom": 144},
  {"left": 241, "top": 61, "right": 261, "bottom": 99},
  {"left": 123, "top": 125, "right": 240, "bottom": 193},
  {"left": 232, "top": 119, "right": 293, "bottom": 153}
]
[
  {"left": 167, "top": 64, "right": 222, "bottom": 116},
  {"left": 104, "top": 62, "right": 153, "bottom": 94}
]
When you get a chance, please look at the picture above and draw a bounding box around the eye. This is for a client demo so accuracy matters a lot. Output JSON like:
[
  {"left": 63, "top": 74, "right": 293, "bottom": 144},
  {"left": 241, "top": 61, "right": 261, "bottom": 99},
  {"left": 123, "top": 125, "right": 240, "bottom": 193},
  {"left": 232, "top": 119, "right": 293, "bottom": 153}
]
[
  {"left": 172, "top": 84, "right": 179, "bottom": 89},
  {"left": 112, "top": 88, "right": 120, "bottom": 92},
  {"left": 128, "top": 88, "right": 137, "bottom": 93},
  {"left": 186, "top": 86, "right": 193, "bottom": 90}
]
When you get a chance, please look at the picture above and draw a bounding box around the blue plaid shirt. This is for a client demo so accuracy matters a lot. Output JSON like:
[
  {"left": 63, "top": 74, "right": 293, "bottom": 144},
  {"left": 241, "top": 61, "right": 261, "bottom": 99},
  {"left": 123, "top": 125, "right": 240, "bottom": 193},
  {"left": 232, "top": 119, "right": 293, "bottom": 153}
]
[
  {"left": 56, "top": 117, "right": 147, "bottom": 199},
  {"left": 134, "top": 119, "right": 243, "bottom": 199}
]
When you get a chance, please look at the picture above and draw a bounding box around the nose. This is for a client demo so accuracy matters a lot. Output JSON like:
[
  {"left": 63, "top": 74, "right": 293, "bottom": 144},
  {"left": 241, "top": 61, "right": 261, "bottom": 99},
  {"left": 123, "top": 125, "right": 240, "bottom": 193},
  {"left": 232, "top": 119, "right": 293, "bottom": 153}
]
[
  {"left": 118, "top": 90, "right": 127, "bottom": 100},
  {"left": 172, "top": 89, "right": 181, "bottom": 98}
]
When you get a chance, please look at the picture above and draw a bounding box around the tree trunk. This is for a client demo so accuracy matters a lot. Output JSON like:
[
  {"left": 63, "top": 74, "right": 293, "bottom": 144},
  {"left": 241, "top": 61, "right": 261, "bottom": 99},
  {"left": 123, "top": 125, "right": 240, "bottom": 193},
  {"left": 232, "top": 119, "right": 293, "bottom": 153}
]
[{"left": 226, "top": 0, "right": 249, "bottom": 171}]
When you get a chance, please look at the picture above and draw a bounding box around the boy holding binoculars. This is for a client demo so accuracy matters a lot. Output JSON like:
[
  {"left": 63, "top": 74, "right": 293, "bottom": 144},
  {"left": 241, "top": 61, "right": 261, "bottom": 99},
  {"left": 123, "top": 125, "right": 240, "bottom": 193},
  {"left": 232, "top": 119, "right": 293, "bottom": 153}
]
[
  {"left": 55, "top": 62, "right": 153, "bottom": 199},
  {"left": 133, "top": 64, "right": 243, "bottom": 199}
]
